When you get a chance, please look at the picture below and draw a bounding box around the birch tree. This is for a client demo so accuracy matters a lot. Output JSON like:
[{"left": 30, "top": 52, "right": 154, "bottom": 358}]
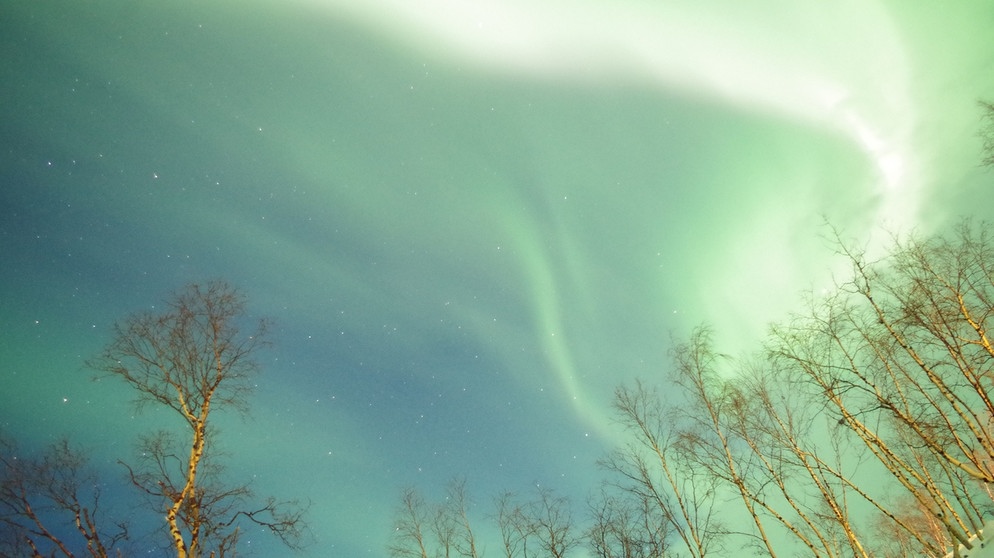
[
  {"left": 771, "top": 222, "right": 994, "bottom": 554},
  {"left": 0, "top": 434, "right": 128, "bottom": 557},
  {"left": 89, "top": 281, "right": 306, "bottom": 558},
  {"left": 601, "top": 380, "right": 721, "bottom": 557},
  {"left": 586, "top": 485, "right": 672, "bottom": 558},
  {"left": 389, "top": 479, "right": 480, "bottom": 558}
]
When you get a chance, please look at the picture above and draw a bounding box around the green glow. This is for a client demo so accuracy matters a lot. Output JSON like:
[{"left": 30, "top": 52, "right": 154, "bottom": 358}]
[{"left": 2, "top": 0, "right": 992, "bottom": 554}]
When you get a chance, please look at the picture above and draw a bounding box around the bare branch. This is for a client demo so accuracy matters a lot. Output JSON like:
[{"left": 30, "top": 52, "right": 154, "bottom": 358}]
[{"left": 0, "top": 433, "right": 128, "bottom": 558}]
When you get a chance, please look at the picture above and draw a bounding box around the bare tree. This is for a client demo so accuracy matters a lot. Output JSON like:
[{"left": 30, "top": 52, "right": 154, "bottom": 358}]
[
  {"left": 586, "top": 486, "right": 670, "bottom": 558},
  {"left": 392, "top": 482, "right": 580, "bottom": 558},
  {"left": 491, "top": 487, "right": 579, "bottom": 558},
  {"left": 87, "top": 281, "right": 306, "bottom": 557},
  {"left": 494, "top": 490, "right": 531, "bottom": 558},
  {"left": 387, "top": 219, "right": 994, "bottom": 558},
  {"left": 389, "top": 488, "right": 431, "bottom": 558},
  {"left": 611, "top": 328, "right": 944, "bottom": 557},
  {"left": 0, "top": 433, "right": 128, "bottom": 557},
  {"left": 871, "top": 493, "right": 949, "bottom": 557},
  {"left": 390, "top": 479, "right": 479, "bottom": 558},
  {"left": 771, "top": 221, "right": 994, "bottom": 555},
  {"left": 613, "top": 331, "right": 872, "bottom": 557},
  {"left": 441, "top": 479, "right": 479, "bottom": 558},
  {"left": 722, "top": 357, "right": 902, "bottom": 558},
  {"left": 601, "top": 380, "right": 721, "bottom": 557},
  {"left": 666, "top": 330, "right": 787, "bottom": 557},
  {"left": 524, "top": 487, "right": 580, "bottom": 558}
]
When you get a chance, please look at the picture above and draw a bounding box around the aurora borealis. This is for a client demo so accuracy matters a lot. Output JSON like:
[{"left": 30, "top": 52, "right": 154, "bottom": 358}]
[{"left": 2, "top": 0, "right": 993, "bottom": 555}]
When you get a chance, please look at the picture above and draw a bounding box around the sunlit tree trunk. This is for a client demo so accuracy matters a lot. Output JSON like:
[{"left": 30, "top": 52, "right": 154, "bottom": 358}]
[
  {"left": 724, "top": 363, "right": 870, "bottom": 557},
  {"left": 91, "top": 282, "right": 306, "bottom": 557}
]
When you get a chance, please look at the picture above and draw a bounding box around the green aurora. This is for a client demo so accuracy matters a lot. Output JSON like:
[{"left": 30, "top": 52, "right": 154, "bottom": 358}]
[{"left": 2, "top": 0, "right": 993, "bottom": 554}]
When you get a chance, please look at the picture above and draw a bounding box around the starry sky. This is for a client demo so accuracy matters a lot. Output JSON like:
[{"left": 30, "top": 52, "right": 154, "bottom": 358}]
[{"left": 1, "top": 0, "right": 993, "bottom": 555}]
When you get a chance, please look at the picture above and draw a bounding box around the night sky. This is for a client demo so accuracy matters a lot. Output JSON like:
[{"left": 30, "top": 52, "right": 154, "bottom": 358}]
[{"left": 2, "top": 0, "right": 993, "bottom": 555}]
